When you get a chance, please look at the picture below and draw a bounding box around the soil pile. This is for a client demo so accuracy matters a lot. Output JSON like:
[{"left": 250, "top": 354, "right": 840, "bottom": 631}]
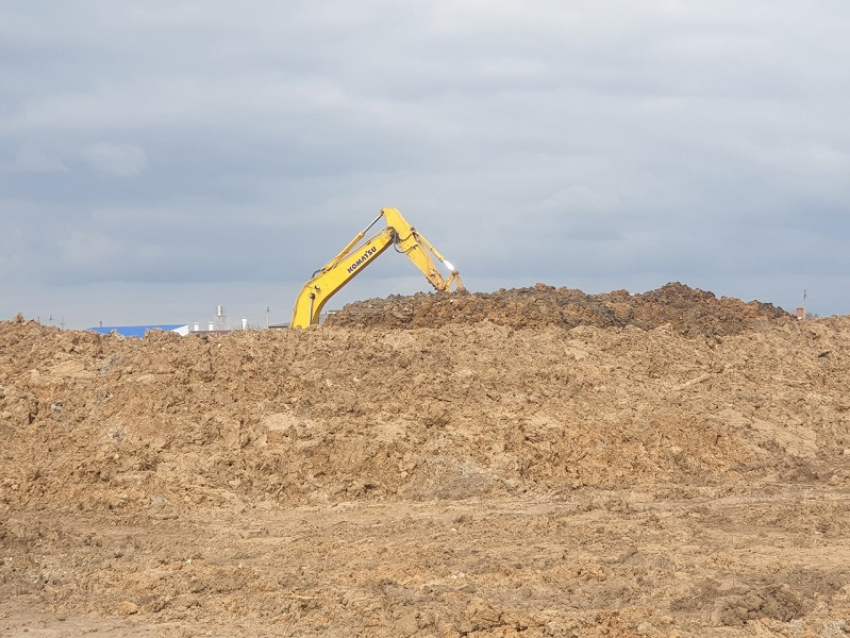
[
  {"left": 326, "top": 282, "right": 792, "bottom": 335},
  {"left": 2, "top": 283, "right": 850, "bottom": 637}
]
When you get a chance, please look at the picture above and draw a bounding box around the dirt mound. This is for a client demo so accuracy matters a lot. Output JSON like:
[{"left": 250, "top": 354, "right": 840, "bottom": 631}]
[
  {"left": 0, "top": 298, "right": 837, "bottom": 515},
  {"left": 326, "top": 282, "right": 792, "bottom": 335},
  {"left": 2, "top": 286, "right": 850, "bottom": 637}
]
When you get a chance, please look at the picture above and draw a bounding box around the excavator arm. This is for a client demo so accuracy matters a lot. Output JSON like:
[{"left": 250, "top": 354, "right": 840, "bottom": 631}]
[{"left": 291, "top": 208, "right": 464, "bottom": 328}]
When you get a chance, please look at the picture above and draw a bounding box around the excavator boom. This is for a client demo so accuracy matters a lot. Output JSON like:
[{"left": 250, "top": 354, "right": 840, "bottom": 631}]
[{"left": 291, "top": 208, "right": 463, "bottom": 328}]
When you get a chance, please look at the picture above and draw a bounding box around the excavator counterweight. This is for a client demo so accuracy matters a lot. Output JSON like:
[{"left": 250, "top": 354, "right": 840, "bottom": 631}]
[{"left": 290, "top": 208, "right": 464, "bottom": 328}]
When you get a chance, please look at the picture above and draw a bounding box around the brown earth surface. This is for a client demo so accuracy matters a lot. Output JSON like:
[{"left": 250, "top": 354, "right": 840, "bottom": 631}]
[
  {"left": 324, "top": 282, "right": 791, "bottom": 336},
  {"left": 2, "top": 282, "right": 850, "bottom": 637}
]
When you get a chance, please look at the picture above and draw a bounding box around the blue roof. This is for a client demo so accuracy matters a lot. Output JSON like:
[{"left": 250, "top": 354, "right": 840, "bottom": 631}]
[{"left": 87, "top": 324, "right": 187, "bottom": 338}]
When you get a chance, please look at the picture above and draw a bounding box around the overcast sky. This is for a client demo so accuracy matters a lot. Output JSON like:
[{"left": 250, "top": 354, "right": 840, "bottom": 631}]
[{"left": 2, "top": 1, "right": 849, "bottom": 329}]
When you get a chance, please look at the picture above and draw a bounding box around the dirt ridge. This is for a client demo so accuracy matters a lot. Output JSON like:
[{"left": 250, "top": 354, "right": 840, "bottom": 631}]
[
  {"left": 326, "top": 281, "right": 792, "bottom": 335},
  {"left": 2, "top": 284, "right": 850, "bottom": 637}
]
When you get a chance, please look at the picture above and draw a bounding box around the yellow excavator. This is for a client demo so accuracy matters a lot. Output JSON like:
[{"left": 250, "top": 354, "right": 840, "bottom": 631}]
[{"left": 291, "top": 208, "right": 464, "bottom": 328}]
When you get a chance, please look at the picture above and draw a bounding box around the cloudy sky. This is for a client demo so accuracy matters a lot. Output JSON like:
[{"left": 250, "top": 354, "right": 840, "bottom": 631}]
[{"left": 2, "top": 1, "right": 849, "bottom": 329}]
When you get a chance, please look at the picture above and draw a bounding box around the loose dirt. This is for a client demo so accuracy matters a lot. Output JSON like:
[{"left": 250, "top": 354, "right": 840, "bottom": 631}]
[{"left": 2, "top": 283, "right": 850, "bottom": 637}]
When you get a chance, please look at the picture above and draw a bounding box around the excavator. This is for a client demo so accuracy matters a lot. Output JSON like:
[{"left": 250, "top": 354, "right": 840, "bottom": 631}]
[{"left": 291, "top": 208, "right": 464, "bottom": 328}]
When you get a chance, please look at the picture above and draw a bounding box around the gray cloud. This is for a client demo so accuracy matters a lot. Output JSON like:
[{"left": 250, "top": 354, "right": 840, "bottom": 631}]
[
  {"left": 5, "top": 146, "right": 69, "bottom": 173},
  {"left": 1, "top": 0, "right": 849, "bottom": 327},
  {"left": 80, "top": 143, "right": 148, "bottom": 177}
]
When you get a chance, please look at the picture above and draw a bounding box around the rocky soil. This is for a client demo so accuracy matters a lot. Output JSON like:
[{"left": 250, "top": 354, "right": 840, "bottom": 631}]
[
  {"left": 325, "top": 282, "right": 791, "bottom": 336},
  {"left": 2, "top": 282, "right": 850, "bottom": 637}
]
